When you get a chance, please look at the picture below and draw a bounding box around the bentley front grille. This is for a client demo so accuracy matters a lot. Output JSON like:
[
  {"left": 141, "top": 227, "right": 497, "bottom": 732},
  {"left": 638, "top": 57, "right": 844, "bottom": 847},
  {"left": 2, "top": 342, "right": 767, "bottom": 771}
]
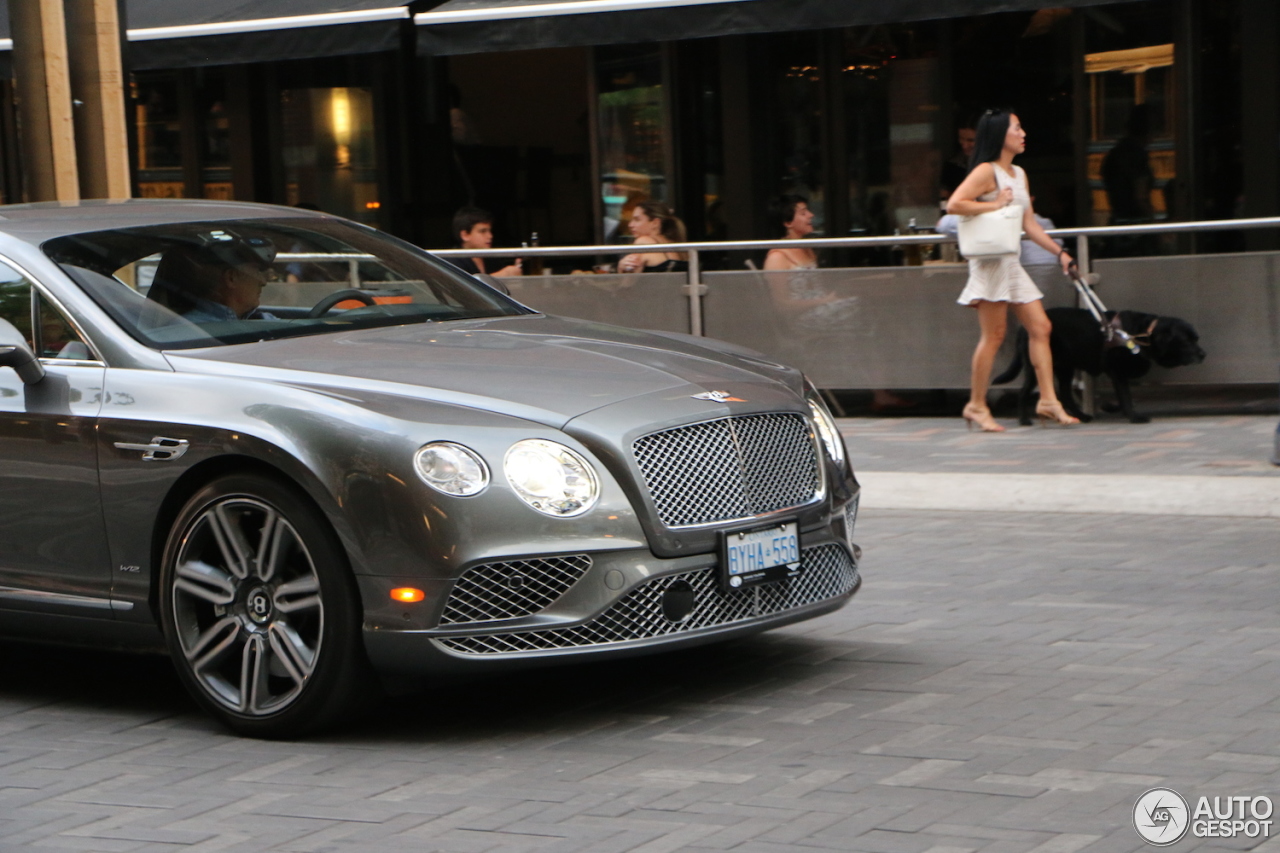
[
  {"left": 439, "top": 554, "right": 593, "bottom": 625},
  {"left": 437, "top": 543, "right": 855, "bottom": 656},
  {"left": 632, "top": 413, "right": 821, "bottom": 528}
]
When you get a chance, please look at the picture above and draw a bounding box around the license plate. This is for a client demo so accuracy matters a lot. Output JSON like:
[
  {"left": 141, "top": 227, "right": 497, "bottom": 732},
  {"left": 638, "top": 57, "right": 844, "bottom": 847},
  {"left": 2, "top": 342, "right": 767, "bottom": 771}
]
[{"left": 720, "top": 521, "right": 801, "bottom": 590}]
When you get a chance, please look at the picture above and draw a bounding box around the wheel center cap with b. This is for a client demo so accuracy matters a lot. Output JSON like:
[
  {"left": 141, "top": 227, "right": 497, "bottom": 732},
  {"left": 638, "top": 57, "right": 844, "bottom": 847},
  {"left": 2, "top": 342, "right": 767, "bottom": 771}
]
[{"left": 245, "top": 587, "right": 274, "bottom": 625}]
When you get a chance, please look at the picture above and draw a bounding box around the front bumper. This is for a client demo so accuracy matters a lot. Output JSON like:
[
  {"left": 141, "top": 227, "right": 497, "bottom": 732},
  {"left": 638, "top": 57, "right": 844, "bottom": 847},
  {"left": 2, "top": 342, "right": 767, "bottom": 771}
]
[{"left": 363, "top": 537, "right": 859, "bottom": 675}]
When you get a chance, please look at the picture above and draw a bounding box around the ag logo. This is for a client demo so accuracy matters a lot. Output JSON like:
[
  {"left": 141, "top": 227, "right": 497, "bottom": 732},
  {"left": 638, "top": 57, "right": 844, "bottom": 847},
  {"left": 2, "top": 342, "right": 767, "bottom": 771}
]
[{"left": 1134, "top": 787, "right": 1190, "bottom": 845}]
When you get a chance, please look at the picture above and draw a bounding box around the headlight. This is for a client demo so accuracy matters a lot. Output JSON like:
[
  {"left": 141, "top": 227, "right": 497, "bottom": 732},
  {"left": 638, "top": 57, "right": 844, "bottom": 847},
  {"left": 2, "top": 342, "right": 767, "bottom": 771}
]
[
  {"left": 504, "top": 439, "right": 600, "bottom": 517},
  {"left": 413, "top": 442, "right": 490, "bottom": 496},
  {"left": 807, "top": 395, "right": 846, "bottom": 465}
]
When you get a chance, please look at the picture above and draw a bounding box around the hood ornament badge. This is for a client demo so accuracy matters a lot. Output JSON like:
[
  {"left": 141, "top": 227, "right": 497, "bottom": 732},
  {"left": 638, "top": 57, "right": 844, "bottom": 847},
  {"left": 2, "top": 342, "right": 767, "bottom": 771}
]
[{"left": 691, "top": 390, "right": 746, "bottom": 403}]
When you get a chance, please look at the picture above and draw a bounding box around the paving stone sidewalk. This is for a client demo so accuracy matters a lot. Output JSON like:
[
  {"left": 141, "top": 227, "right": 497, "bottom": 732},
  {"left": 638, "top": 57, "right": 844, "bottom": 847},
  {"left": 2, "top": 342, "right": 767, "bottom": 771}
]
[
  {"left": 2, "top": 509, "right": 1277, "bottom": 852},
  {"left": 837, "top": 415, "right": 1278, "bottom": 478}
]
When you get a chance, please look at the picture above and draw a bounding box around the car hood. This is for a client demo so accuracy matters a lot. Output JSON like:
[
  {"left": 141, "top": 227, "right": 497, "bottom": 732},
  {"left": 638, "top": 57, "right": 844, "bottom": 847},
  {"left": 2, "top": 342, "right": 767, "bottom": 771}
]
[{"left": 166, "top": 314, "right": 803, "bottom": 428}]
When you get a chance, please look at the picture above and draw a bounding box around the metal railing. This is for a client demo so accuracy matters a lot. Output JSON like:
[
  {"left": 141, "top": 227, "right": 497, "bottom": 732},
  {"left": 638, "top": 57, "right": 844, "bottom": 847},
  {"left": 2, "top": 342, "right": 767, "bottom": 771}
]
[{"left": 431, "top": 216, "right": 1280, "bottom": 337}]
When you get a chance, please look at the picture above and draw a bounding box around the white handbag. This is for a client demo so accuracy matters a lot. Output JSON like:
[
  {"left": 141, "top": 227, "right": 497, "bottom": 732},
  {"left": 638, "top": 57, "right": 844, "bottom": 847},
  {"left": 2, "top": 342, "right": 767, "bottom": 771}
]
[{"left": 957, "top": 204, "right": 1023, "bottom": 258}]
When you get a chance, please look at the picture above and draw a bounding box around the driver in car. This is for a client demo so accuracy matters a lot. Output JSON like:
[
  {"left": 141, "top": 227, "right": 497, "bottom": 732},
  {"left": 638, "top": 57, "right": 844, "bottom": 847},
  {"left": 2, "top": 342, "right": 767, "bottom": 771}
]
[{"left": 149, "top": 231, "right": 280, "bottom": 323}]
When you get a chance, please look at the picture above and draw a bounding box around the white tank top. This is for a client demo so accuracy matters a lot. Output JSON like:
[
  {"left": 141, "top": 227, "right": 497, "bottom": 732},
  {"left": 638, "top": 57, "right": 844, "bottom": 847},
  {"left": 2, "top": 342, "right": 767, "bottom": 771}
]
[{"left": 978, "top": 164, "right": 1031, "bottom": 210}]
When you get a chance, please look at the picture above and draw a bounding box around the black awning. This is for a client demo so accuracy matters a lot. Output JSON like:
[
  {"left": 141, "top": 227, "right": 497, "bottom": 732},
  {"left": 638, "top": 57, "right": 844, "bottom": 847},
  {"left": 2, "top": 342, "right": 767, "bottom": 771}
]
[
  {"left": 125, "top": 0, "right": 411, "bottom": 68},
  {"left": 0, "top": 1, "right": 412, "bottom": 73},
  {"left": 416, "top": 0, "right": 1139, "bottom": 56},
  {"left": 0, "top": 0, "right": 409, "bottom": 70}
]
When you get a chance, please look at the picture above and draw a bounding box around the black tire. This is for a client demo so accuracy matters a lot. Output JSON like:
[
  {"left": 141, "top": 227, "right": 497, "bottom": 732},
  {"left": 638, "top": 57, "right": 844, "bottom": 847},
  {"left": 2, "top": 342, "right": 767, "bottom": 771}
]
[{"left": 159, "top": 473, "right": 376, "bottom": 737}]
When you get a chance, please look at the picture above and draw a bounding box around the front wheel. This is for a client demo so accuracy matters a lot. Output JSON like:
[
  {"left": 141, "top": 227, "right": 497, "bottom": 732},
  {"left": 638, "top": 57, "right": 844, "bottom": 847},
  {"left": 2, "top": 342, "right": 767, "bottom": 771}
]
[{"left": 159, "top": 473, "right": 375, "bottom": 737}]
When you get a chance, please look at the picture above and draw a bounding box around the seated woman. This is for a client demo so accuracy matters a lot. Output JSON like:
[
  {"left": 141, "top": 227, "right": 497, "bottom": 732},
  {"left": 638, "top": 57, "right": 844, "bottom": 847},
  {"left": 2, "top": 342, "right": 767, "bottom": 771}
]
[
  {"left": 618, "top": 202, "right": 688, "bottom": 273},
  {"left": 763, "top": 195, "right": 817, "bottom": 270}
]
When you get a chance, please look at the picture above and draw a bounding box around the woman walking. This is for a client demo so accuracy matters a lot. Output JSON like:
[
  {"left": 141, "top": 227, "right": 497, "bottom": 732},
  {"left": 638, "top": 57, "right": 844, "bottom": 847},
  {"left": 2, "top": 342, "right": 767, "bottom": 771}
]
[{"left": 947, "top": 109, "right": 1078, "bottom": 431}]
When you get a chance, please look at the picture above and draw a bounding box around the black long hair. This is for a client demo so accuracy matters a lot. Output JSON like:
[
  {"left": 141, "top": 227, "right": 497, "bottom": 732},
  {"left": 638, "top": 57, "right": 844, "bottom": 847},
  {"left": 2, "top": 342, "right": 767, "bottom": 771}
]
[{"left": 969, "top": 109, "right": 1014, "bottom": 172}]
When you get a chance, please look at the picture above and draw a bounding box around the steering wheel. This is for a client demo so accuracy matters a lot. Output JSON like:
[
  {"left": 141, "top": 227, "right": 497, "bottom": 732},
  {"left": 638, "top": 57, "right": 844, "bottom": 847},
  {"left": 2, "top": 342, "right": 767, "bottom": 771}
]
[{"left": 307, "top": 289, "right": 379, "bottom": 318}]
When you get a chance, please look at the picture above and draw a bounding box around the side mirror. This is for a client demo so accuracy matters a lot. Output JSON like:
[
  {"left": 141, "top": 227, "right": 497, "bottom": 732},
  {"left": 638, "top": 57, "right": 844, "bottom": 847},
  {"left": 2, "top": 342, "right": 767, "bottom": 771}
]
[{"left": 0, "top": 343, "right": 45, "bottom": 384}]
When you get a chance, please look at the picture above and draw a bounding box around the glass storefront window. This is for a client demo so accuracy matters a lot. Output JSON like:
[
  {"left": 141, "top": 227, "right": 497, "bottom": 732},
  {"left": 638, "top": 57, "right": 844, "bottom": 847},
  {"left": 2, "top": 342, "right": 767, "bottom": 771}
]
[
  {"left": 1086, "top": 44, "right": 1175, "bottom": 225},
  {"left": 1083, "top": 1, "right": 1177, "bottom": 229},
  {"left": 135, "top": 74, "right": 182, "bottom": 172},
  {"left": 596, "top": 45, "right": 668, "bottom": 243},
  {"left": 280, "top": 87, "right": 381, "bottom": 226},
  {"left": 201, "top": 72, "right": 232, "bottom": 200},
  {"left": 842, "top": 25, "right": 943, "bottom": 242},
  {"left": 842, "top": 39, "right": 891, "bottom": 239},
  {"left": 134, "top": 70, "right": 235, "bottom": 200},
  {"left": 772, "top": 33, "right": 826, "bottom": 235}
]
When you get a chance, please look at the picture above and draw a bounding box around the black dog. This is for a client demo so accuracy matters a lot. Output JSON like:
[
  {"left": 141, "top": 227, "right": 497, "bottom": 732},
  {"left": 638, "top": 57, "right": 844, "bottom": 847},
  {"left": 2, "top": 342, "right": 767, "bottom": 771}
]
[{"left": 992, "top": 307, "right": 1206, "bottom": 424}]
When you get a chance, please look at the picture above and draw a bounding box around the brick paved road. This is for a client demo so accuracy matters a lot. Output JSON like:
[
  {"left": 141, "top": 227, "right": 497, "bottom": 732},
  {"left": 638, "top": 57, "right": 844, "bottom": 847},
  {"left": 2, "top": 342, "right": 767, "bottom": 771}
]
[{"left": 3, "top": 508, "right": 1277, "bottom": 852}]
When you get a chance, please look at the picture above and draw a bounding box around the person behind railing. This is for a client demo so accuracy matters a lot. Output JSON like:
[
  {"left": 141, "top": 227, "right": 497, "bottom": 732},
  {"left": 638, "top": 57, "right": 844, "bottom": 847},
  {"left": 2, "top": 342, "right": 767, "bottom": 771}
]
[
  {"left": 763, "top": 195, "right": 817, "bottom": 271},
  {"left": 939, "top": 117, "right": 978, "bottom": 200},
  {"left": 1101, "top": 105, "right": 1159, "bottom": 257},
  {"left": 762, "top": 194, "right": 837, "bottom": 319},
  {"left": 947, "top": 108, "right": 1076, "bottom": 431},
  {"left": 618, "top": 201, "right": 688, "bottom": 273},
  {"left": 762, "top": 195, "right": 837, "bottom": 321},
  {"left": 1102, "top": 104, "right": 1154, "bottom": 225},
  {"left": 447, "top": 207, "right": 523, "bottom": 278},
  {"left": 763, "top": 194, "right": 910, "bottom": 412}
]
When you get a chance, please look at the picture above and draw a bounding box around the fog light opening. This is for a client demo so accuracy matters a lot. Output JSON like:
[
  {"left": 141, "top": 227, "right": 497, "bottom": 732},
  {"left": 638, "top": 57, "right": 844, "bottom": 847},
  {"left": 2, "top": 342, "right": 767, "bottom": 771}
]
[
  {"left": 390, "top": 587, "right": 425, "bottom": 603},
  {"left": 661, "top": 580, "right": 696, "bottom": 623}
]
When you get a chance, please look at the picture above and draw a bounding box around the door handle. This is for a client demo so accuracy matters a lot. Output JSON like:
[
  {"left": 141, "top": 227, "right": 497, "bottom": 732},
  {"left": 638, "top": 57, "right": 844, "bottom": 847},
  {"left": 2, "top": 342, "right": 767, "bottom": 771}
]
[{"left": 113, "top": 436, "right": 190, "bottom": 461}]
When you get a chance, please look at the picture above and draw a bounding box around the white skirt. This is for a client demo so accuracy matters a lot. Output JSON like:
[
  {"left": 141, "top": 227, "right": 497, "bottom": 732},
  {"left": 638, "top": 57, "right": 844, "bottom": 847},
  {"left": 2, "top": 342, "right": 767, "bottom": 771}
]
[{"left": 956, "top": 256, "right": 1044, "bottom": 306}]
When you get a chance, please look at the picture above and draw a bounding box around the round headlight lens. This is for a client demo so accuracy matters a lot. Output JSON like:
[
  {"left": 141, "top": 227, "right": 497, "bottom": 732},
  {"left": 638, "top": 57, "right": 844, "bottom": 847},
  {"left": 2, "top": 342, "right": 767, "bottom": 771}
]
[
  {"left": 808, "top": 397, "right": 846, "bottom": 465},
  {"left": 504, "top": 439, "right": 600, "bottom": 517},
  {"left": 413, "top": 442, "right": 490, "bottom": 497}
]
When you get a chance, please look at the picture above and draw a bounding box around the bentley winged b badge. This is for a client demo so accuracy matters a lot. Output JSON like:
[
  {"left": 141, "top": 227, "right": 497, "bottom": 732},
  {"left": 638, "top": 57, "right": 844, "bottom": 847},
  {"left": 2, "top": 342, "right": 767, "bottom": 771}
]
[{"left": 691, "top": 390, "right": 747, "bottom": 403}]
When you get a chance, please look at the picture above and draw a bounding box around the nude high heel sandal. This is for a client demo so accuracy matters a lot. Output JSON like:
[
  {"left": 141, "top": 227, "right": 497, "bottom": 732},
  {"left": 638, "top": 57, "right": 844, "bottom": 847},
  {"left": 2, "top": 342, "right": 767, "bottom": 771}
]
[
  {"left": 1035, "top": 400, "right": 1080, "bottom": 426},
  {"left": 962, "top": 403, "right": 1005, "bottom": 432}
]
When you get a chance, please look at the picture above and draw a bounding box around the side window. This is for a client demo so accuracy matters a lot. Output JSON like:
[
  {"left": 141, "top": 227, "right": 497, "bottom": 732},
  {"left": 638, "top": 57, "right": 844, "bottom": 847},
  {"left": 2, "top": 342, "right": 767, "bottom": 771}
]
[
  {"left": 0, "top": 263, "right": 92, "bottom": 359},
  {"left": 0, "top": 268, "right": 33, "bottom": 349},
  {"left": 36, "top": 293, "right": 92, "bottom": 359}
]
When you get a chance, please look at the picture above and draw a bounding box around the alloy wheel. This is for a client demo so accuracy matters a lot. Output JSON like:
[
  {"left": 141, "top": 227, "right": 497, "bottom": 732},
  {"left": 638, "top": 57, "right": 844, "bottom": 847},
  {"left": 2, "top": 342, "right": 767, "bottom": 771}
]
[{"left": 171, "top": 497, "right": 324, "bottom": 717}]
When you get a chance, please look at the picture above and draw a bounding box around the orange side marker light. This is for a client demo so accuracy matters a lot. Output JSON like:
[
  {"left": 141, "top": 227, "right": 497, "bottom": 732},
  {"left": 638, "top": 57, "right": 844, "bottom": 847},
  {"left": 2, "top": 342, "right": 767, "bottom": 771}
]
[{"left": 390, "top": 587, "right": 425, "bottom": 603}]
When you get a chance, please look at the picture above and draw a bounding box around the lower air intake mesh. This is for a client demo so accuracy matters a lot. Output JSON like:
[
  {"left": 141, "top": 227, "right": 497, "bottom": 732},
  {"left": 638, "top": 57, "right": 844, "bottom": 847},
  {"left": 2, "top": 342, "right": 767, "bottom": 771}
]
[
  {"left": 440, "top": 555, "right": 592, "bottom": 625},
  {"left": 437, "top": 544, "right": 855, "bottom": 655}
]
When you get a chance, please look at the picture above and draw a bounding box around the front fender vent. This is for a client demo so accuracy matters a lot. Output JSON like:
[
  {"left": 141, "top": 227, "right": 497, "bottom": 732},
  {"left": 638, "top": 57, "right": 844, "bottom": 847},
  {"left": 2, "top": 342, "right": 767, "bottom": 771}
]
[{"left": 439, "top": 554, "right": 593, "bottom": 625}]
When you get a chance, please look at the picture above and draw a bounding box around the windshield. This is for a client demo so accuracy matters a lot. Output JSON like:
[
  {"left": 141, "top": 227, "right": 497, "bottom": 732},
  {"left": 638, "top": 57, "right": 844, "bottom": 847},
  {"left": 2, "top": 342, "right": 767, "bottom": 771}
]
[{"left": 42, "top": 217, "right": 531, "bottom": 349}]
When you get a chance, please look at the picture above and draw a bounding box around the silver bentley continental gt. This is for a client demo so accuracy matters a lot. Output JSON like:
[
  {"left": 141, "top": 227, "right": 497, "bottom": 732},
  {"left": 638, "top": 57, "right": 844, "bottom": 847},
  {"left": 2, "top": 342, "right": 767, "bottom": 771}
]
[{"left": 0, "top": 200, "right": 860, "bottom": 737}]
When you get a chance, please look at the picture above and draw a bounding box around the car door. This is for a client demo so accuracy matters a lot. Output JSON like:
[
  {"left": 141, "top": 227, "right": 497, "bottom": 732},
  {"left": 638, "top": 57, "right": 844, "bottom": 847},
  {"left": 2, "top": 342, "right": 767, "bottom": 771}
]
[{"left": 0, "top": 259, "right": 112, "bottom": 613}]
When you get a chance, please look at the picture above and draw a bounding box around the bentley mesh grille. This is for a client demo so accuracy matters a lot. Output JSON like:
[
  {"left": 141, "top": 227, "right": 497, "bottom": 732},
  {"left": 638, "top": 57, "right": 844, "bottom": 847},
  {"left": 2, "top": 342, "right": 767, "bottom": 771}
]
[
  {"left": 437, "top": 543, "right": 855, "bottom": 655},
  {"left": 632, "top": 413, "right": 821, "bottom": 527},
  {"left": 440, "top": 555, "right": 593, "bottom": 625}
]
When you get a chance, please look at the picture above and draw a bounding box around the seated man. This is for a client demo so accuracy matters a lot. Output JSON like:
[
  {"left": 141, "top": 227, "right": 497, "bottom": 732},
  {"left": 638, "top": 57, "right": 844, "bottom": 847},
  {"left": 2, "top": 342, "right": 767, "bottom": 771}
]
[
  {"left": 149, "top": 231, "right": 279, "bottom": 323},
  {"left": 447, "top": 207, "right": 522, "bottom": 278}
]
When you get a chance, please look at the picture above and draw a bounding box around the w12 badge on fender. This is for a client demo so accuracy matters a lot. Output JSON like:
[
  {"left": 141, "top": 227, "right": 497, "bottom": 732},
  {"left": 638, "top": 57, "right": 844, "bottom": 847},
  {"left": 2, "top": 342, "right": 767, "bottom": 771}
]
[{"left": 720, "top": 521, "right": 800, "bottom": 591}]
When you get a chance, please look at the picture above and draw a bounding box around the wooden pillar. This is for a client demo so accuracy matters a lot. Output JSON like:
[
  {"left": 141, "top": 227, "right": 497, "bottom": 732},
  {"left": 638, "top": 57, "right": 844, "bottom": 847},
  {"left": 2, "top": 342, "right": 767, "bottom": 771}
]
[
  {"left": 65, "top": 0, "right": 130, "bottom": 199},
  {"left": 9, "top": 0, "right": 79, "bottom": 202}
]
